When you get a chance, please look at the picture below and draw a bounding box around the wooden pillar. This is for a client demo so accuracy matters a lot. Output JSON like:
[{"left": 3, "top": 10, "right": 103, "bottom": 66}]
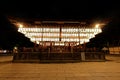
[{"left": 59, "top": 25, "right": 62, "bottom": 41}]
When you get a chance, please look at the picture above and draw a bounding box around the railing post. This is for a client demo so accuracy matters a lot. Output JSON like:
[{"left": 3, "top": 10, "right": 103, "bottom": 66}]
[{"left": 81, "top": 52, "right": 85, "bottom": 61}]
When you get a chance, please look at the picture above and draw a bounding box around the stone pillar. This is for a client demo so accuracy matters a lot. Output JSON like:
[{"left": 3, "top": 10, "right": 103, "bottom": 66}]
[{"left": 81, "top": 52, "right": 85, "bottom": 61}]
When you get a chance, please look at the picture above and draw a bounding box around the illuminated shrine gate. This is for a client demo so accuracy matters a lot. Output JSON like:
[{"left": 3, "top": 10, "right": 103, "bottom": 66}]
[{"left": 9, "top": 18, "right": 106, "bottom": 62}]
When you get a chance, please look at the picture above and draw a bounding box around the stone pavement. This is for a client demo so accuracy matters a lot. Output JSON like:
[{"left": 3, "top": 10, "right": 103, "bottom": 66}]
[{"left": 0, "top": 55, "right": 120, "bottom": 80}]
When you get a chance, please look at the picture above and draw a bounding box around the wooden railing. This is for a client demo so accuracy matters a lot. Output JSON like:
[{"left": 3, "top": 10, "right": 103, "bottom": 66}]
[{"left": 13, "top": 51, "right": 105, "bottom": 62}]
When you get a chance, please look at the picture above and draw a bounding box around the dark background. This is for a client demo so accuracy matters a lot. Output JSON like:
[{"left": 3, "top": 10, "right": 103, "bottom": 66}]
[{"left": 0, "top": 0, "right": 120, "bottom": 49}]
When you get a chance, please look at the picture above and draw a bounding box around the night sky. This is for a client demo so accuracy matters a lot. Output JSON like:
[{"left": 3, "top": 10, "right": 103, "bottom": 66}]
[{"left": 0, "top": 0, "right": 120, "bottom": 49}]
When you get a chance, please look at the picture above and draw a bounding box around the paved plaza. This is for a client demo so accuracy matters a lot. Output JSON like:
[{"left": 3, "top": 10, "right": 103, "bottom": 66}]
[{"left": 0, "top": 55, "right": 120, "bottom": 80}]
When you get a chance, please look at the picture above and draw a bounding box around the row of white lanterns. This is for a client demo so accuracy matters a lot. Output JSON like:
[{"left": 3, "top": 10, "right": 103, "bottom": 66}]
[
  {"left": 18, "top": 27, "right": 102, "bottom": 33},
  {"left": 30, "top": 37, "right": 89, "bottom": 42},
  {"left": 17, "top": 24, "right": 102, "bottom": 44}
]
